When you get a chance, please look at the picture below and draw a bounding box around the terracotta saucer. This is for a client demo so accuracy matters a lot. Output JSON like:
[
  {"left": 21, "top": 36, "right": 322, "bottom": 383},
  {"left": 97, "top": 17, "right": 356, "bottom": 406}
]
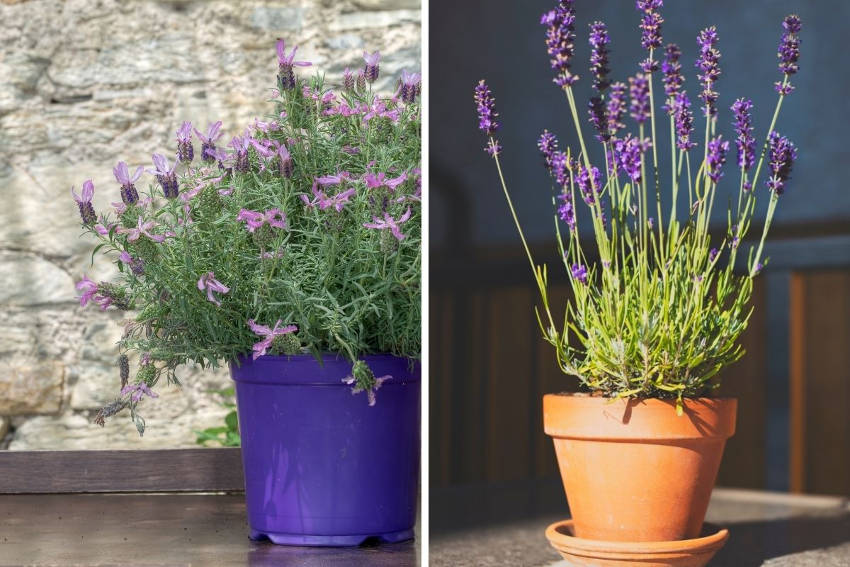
[{"left": 545, "top": 520, "right": 729, "bottom": 567}]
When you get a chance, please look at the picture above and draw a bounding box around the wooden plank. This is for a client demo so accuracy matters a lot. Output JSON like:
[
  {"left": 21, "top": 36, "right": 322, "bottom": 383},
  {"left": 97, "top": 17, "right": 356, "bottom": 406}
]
[
  {"left": 801, "top": 271, "right": 850, "bottom": 496},
  {"left": 716, "top": 278, "right": 768, "bottom": 489},
  {"left": 0, "top": 448, "right": 244, "bottom": 494},
  {"left": 0, "top": 493, "right": 416, "bottom": 565},
  {"left": 789, "top": 272, "right": 807, "bottom": 493},
  {"left": 485, "top": 287, "right": 533, "bottom": 482},
  {"left": 430, "top": 291, "right": 454, "bottom": 487}
]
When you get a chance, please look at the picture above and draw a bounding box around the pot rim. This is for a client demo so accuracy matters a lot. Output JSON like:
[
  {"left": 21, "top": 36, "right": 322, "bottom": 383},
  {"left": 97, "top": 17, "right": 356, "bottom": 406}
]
[
  {"left": 543, "top": 393, "right": 737, "bottom": 441},
  {"left": 229, "top": 352, "right": 420, "bottom": 386}
]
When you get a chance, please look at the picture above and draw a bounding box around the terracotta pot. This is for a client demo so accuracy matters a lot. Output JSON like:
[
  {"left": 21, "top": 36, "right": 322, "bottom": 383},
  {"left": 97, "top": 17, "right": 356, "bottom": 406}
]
[{"left": 543, "top": 394, "right": 736, "bottom": 542}]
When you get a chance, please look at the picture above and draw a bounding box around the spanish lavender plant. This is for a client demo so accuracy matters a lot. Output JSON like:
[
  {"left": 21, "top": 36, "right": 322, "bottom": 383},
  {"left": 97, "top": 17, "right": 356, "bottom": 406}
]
[
  {"left": 475, "top": 3, "right": 800, "bottom": 409},
  {"left": 73, "top": 40, "right": 421, "bottom": 433}
]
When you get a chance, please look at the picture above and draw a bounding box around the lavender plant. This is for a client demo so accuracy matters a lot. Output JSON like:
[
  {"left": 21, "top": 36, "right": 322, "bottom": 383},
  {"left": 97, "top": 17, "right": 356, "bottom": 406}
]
[
  {"left": 476, "top": 2, "right": 800, "bottom": 410},
  {"left": 73, "top": 41, "right": 421, "bottom": 434}
]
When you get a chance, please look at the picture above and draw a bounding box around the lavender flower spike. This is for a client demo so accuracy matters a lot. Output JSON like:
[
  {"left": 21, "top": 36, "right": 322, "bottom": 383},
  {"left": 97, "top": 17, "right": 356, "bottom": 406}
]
[
  {"left": 176, "top": 121, "right": 194, "bottom": 163},
  {"left": 661, "top": 43, "right": 684, "bottom": 103},
  {"left": 541, "top": 0, "right": 579, "bottom": 88},
  {"left": 629, "top": 73, "right": 650, "bottom": 125},
  {"left": 731, "top": 98, "right": 756, "bottom": 171},
  {"left": 776, "top": 14, "right": 801, "bottom": 95},
  {"left": 613, "top": 134, "right": 649, "bottom": 183},
  {"left": 637, "top": 0, "right": 663, "bottom": 51},
  {"left": 606, "top": 82, "right": 627, "bottom": 137},
  {"left": 343, "top": 68, "right": 355, "bottom": 91},
  {"left": 474, "top": 80, "right": 501, "bottom": 156},
  {"left": 671, "top": 91, "right": 696, "bottom": 150},
  {"left": 696, "top": 26, "right": 721, "bottom": 116},
  {"left": 229, "top": 135, "right": 251, "bottom": 173},
  {"left": 766, "top": 131, "right": 797, "bottom": 195},
  {"left": 113, "top": 161, "right": 143, "bottom": 205},
  {"left": 276, "top": 39, "right": 312, "bottom": 90},
  {"left": 148, "top": 153, "right": 179, "bottom": 199},
  {"left": 363, "top": 51, "right": 381, "bottom": 83},
  {"left": 71, "top": 179, "right": 96, "bottom": 225},
  {"left": 399, "top": 70, "right": 421, "bottom": 104},
  {"left": 197, "top": 272, "right": 230, "bottom": 307},
  {"left": 538, "top": 130, "right": 559, "bottom": 172},
  {"left": 588, "top": 21, "right": 610, "bottom": 92},
  {"left": 706, "top": 135, "right": 729, "bottom": 183},
  {"left": 194, "top": 121, "right": 224, "bottom": 163}
]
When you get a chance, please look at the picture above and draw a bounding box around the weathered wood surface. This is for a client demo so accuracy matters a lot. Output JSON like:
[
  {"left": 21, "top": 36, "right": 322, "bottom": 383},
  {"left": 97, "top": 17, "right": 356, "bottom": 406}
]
[
  {"left": 0, "top": 493, "right": 418, "bottom": 566},
  {"left": 0, "top": 448, "right": 244, "bottom": 493}
]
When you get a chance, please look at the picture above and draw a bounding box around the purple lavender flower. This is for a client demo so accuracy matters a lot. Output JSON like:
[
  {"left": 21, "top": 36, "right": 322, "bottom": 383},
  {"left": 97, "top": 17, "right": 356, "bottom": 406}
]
[
  {"left": 558, "top": 191, "right": 576, "bottom": 230},
  {"left": 589, "top": 21, "right": 610, "bottom": 92},
  {"left": 197, "top": 272, "right": 229, "bottom": 307},
  {"left": 637, "top": 0, "right": 663, "bottom": 51},
  {"left": 538, "top": 130, "right": 559, "bottom": 171},
  {"left": 606, "top": 82, "right": 627, "bottom": 137},
  {"left": 731, "top": 98, "right": 756, "bottom": 171},
  {"left": 629, "top": 73, "right": 650, "bottom": 125},
  {"left": 113, "top": 161, "right": 143, "bottom": 206},
  {"left": 696, "top": 27, "right": 721, "bottom": 116},
  {"left": 778, "top": 15, "right": 801, "bottom": 76},
  {"left": 551, "top": 152, "right": 571, "bottom": 187},
  {"left": 236, "top": 208, "right": 288, "bottom": 232},
  {"left": 121, "top": 382, "right": 159, "bottom": 403},
  {"left": 474, "top": 80, "right": 501, "bottom": 155},
  {"left": 71, "top": 180, "right": 96, "bottom": 225},
  {"left": 176, "top": 121, "right": 194, "bottom": 163},
  {"left": 247, "top": 319, "right": 298, "bottom": 360},
  {"left": 639, "top": 57, "right": 659, "bottom": 73},
  {"left": 363, "top": 51, "right": 381, "bottom": 83},
  {"left": 343, "top": 68, "right": 355, "bottom": 91},
  {"left": 613, "top": 134, "right": 649, "bottom": 183},
  {"left": 148, "top": 153, "right": 179, "bottom": 199},
  {"left": 276, "top": 39, "right": 312, "bottom": 90},
  {"left": 229, "top": 135, "right": 251, "bottom": 174},
  {"left": 706, "top": 135, "right": 729, "bottom": 183},
  {"left": 766, "top": 131, "right": 797, "bottom": 195},
  {"left": 541, "top": 0, "right": 579, "bottom": 88},
  {"left": 587, "top": 96, "right": 608, "bottom": 142},
  {"left": 571, "top": 263, "right": 588, "bottom": 284},
  {"left": 76, "top": 275, "right": 98, "bottom": 307},
  {"left": 576, "top": 164, "right": 601, "bottom": 205},
  {"left": 474, "top": 80, "right": 499, "bottom": 135},
  {"left": 399, "top": 70, "right": 421, "bottom": 103},
  {"left": 356, "top": 70, "right": 366, "bottom": 91},
  {"left": 661, "top": 43, "right": 683, "bottom": 102},
  {"left": 117, "top": 216, "right": 166, "bottom": 243},
  {"left": 671, "top": 91, "right": 696, "bottom": 150},
  {"left": 194, "top": 121, "right": 224, "bottom": 163},
  {"left": 363, "top": 207, "right": 413, "bottom": 241},
  {"left": 636, "top": 0, "right": 662, "bottom": 12},
  {"left": 709, "top": 247, "right": 719, "bottom": 262}
]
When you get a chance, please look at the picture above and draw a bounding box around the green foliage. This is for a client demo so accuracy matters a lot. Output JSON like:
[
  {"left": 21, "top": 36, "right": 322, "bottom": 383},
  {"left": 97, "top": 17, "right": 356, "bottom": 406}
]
[
  {"left": 195, "top": 387, "right": 240, "bottom": 447},
  {"left": 81, "top": 58, "right": 421, "bottom": 432}
]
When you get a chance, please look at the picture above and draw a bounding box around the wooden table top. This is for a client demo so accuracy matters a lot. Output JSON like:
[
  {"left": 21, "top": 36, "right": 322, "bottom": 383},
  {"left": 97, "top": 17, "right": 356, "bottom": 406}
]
[{"left": 0, "top": 493, "right": 418, "bottom": 566}]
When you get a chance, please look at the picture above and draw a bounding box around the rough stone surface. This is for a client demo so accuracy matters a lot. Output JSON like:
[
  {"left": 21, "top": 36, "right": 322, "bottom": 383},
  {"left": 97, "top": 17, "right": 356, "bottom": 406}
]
[
  {"left": 0, "top": 360, "right": 64, "bottom": 414},
  {"left": 0, "top": 0, "right": 420, "bottom": 449}
]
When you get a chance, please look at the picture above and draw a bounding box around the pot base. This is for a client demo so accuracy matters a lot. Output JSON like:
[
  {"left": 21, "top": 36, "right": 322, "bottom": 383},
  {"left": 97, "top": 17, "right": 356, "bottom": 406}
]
[
  {"left": 545, "top": 519, "right": 728, "bottom": 567},
  {"left": 250, "top": 527, "right": 414, "bottom": 547}
]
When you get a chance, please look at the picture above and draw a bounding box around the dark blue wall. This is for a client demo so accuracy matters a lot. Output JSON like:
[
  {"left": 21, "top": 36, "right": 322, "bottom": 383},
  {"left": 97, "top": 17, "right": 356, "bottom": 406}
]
[{"left": 431, "top": 0, "right": 850, "bottom": 247}]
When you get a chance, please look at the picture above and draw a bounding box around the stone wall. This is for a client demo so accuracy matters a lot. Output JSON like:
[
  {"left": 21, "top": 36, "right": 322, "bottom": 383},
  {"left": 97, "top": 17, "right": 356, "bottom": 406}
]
[{"left": 0, "top": 0, "right": 420, "bottom": 449}]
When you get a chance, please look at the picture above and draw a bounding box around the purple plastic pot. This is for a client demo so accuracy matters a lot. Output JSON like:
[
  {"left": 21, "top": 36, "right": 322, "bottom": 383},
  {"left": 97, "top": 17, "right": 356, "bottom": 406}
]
[{"left": 229, "top": 353, "right": 420, "bottom": 546}]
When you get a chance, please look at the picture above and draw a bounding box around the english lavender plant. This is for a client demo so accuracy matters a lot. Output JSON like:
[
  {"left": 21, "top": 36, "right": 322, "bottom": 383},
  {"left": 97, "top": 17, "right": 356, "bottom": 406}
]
[
  {"left": 476, "top": 1, "right": 800, "bottom": 410},
  {"left": 73, "top": 41, "right": 421, "bottom": 434}
]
